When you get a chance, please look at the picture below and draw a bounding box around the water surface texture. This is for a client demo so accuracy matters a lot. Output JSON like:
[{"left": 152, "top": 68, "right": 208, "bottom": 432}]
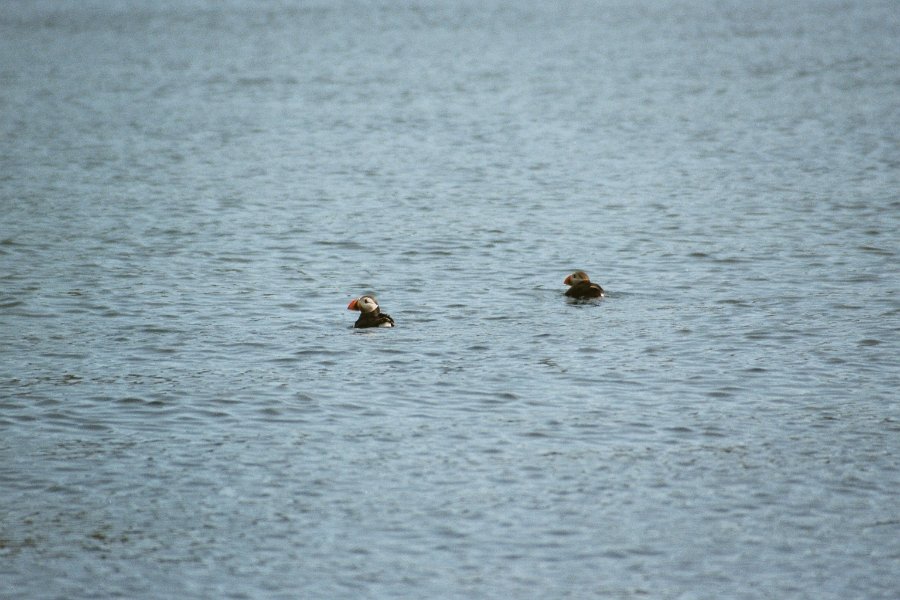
[{"left": 2, "top": 1, "right": 899, "bottom": 598}]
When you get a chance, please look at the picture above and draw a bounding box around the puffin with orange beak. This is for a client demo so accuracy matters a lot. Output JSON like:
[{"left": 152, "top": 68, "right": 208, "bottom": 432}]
[
  {"left": 347, "top": 295, "right": 395, "bottom": 328},
  {"left": 563, "top": 271, "right": 605, "bottom": 299}
]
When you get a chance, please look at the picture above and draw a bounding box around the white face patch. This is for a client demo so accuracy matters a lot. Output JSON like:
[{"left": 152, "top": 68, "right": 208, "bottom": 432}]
[{"left": 358, "top": 297, "right": 378, "bottom": 313}]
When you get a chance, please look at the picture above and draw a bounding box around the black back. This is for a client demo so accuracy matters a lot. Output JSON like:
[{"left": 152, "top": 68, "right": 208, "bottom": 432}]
[
  {"left": 565, "top": 280, "right": 604, "bottom": 298},
  {"left": 354, "top": 310, "right": 395, "bottom": 328}
]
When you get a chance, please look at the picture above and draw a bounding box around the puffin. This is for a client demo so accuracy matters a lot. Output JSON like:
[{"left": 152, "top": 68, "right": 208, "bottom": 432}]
[
  {"left": 347, "top": 295, "right": 395, "bottom": 328},
  {"left": 564, "top": 271, "right": 605, "bottom": 298}
]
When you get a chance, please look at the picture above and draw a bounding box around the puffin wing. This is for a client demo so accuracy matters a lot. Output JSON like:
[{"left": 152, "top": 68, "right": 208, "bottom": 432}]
[
  {"left": 566, "top": 281, "right": 604, "bottom": 298},
  {"left": 354, "top": 311, "right": 395, "bottom": 328}
]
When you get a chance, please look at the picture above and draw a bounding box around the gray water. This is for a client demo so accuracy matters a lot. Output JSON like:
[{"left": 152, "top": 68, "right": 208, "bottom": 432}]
[{"left": 1, "top": 1, "right": 899, "bottom": 598}]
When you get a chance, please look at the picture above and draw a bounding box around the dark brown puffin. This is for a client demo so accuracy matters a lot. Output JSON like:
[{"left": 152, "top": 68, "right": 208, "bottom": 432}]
[
  {"left": 564, "top": 271, "right": 605, "bottom": 298},
  {"left": 347, "top": 295, "right": 395, "bottom": 328}
]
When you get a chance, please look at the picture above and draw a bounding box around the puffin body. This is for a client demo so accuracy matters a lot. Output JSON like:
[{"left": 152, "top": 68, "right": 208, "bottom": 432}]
[
  {"left": 564, "top": 271, "right": 605, "bottom": 298},
  {"left": 347, "top": 295, "right": 395, "bottom": 328}
]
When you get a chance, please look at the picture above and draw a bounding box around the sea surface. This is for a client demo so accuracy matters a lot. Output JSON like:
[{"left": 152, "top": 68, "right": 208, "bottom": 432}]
[{"left": 1, "top": 1, "right": 898, "bottom": 598}]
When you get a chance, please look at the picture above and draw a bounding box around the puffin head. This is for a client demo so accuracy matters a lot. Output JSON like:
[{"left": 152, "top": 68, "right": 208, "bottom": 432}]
[
  {"left": 564, "top": 271, "right": 590, "bottom": 286},
  {"left": 348, "top": 295, "right": 379, "bottom": 314}
]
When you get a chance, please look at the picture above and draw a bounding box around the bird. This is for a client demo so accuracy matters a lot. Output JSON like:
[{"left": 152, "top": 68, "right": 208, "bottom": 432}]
[
  {"left": 563, "top": 271, "right": 605, "bottom": 298},
  {"left": 347, "top": 295, "right": 395, "bottom": 328}
]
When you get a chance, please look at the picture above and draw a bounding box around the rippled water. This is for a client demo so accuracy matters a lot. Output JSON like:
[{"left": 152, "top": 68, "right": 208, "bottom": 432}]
[{"left": 2, "top": 1, "right": 899, "bottom": 598}]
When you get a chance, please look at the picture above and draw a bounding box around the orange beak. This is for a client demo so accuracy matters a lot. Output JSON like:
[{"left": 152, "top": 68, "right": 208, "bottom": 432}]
[
  {"left": 347, "top": 298, "right": 359, "bottom": 310},
  {"left": 564, "top": 275, "right": 573, "bottom": 285}
]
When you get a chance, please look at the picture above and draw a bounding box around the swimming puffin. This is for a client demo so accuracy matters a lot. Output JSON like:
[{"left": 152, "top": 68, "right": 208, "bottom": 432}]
[
  {"left": 347, "top": 295, "right": 395, "bottom": 328},
  {"left": 564, "top": 271, "right": 605, "bottom": 298}
]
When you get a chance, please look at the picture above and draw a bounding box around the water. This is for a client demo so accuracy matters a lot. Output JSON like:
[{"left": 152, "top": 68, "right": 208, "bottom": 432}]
[{"left": 1, "top": 0, "right": 898, "bottom": 597}]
